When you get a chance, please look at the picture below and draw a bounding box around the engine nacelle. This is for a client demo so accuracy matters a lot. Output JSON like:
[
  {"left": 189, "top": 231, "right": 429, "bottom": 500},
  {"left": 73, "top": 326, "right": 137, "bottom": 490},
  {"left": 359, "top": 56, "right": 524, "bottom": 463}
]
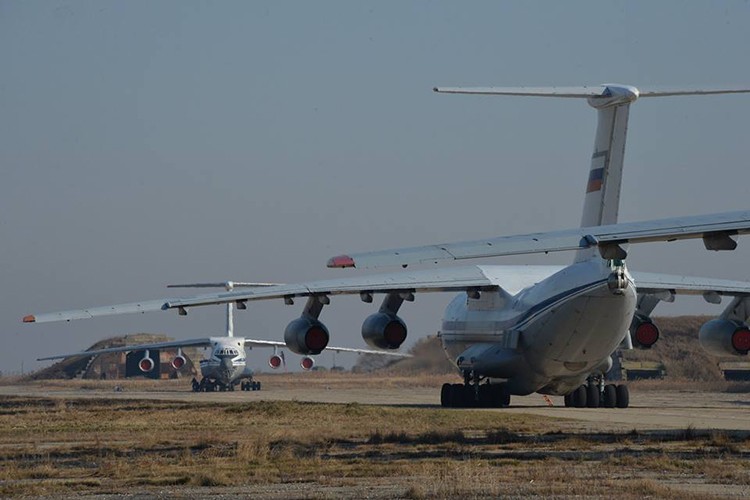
[
  {"left": 138, "top": 356, "right": 155, "bottom": 373},
  {"left": 284, "top": 317, "right": 330, "bottom": 355},
  {"left": 699, "top": 319, "right": 750, "bottom": 356},
  {"left": 171, "top": 355, "right": 186, "bottom": 370},
  {"left": 361, "top": 312, "right": 407, "bottom": 350},
  {"left": 268, "top": 354, "right": 284, "bottom": 369},
  {"left": 629, "top": 315, "right": 660, "bottom": 349},
  {"left": 300, "top": 356, "right": 315, "bottom": 371}
]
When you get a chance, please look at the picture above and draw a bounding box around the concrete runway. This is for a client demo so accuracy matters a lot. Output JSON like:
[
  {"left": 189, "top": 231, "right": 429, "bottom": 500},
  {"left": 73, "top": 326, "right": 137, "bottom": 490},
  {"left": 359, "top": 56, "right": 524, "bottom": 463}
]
[{"left": 2, "top": 382, "right": 749, "bottom": 432}]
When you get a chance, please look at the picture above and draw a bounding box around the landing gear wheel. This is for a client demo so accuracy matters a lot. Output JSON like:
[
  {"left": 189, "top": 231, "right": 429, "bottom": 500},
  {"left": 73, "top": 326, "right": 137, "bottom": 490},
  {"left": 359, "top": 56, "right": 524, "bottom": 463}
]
[
  {"left": 564, "top": 393, "right": 572, "bottom": 407},
  {"left": 586, "top": 384, "right": 600, "bottom": 408},
  {"left": 449, "top": 383, "right": 466, "bottom": 408},
  {"left": 478, "top": 384, "right": 493, "bottom": 407},
  {"left": 572, "top": 385, "right": 587, "bottom": 408},
  {"left": 440, "top": 383, "right": 451, "bottom": 407},
  {"left": 602, "top": 384, "right": 617, "bottom": 408},
  {"left": 615, "top": 384, "right": 630, "bottom": 408},
  {"left": 191, "top": 378, "right": 200, "bottom": 392},
  {"left": 488, "top": 383, "right": 509, "bottom": 408}
]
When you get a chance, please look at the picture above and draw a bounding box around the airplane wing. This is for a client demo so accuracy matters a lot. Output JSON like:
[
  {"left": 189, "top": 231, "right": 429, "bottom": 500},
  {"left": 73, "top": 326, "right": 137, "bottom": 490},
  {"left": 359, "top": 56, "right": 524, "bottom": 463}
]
[
  {"left": 243, "top": 338, "right": 411, "bottom": 357},
  {"left": 632, "top": 272, "right": 750, "bottom": 297},
  {"left": 327, "top": 210, "right": 750, "bottom": 269},
  {"left": 36, "top": 337, "right": 213, "bottom": 361},
  {"left": 24, "top": 265, "right": 563, "bottom": 323}
]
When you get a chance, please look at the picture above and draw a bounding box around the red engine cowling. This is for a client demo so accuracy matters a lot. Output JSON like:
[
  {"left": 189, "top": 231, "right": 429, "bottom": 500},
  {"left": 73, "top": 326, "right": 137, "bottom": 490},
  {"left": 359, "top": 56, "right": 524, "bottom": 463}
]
[
  {"left": 630, "top": 315, "right": 660, "bottom": 349},
  {"left": 699, "top": 319, "right": 750, "bottom": 356},
  {"left": 171, "top": 355, "right": 186, "bottom": 370},
  {"left": 268, "top": 354, "right": 284, "bottom": 369},
  {"left": 361, "top": 312, "right": 407, "bottom": 350},
  {"left": 284, "top": 317, "right": 330, "bottom": 355},
  {"left": 300, "top": 356, "right": 315, "bottom": 371},
  {"left": 138, "top": 356, "right": 155, "bottom": 373}
]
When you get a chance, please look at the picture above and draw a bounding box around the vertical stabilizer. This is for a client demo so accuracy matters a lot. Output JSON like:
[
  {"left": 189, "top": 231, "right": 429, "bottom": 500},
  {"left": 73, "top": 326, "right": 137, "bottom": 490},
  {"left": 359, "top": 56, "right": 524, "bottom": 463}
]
[
  {"left": 432, "top": 84, "right": 750, "bottom": 263},
  {"left": 575, "top": 85, "right": 639, "bottom": 261}
]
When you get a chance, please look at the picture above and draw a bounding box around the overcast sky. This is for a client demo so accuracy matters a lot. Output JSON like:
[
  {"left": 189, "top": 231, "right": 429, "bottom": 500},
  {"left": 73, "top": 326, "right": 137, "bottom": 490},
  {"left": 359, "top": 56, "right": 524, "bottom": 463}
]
[{"left": 2, "top": 1, "right": 750, "bottom": 374}]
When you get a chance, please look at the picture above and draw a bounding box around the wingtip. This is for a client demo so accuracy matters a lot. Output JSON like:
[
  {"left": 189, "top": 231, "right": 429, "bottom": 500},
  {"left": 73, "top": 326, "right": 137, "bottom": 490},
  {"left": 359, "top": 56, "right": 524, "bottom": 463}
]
[
  {"left": 326, "top": 255, "right": 356, "bottom": 268},
  {"left": 23, "top": 315, "right": 36, "bottom": 323}
]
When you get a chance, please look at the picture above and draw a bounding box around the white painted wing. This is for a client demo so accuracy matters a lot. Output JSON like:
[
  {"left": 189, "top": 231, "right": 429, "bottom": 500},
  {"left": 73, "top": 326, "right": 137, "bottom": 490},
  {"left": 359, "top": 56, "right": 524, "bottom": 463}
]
[
  {"left": 327, "top": 210, "right": 750, "bottom": 269},
  {"left": 36, "top": 337, "right": 213, "bottom": 361},
  {"left": 632, "top": 272, "right": 750, "bottom": 297},
  {"left": 25, "top": 265, "right": 562, "bottom": 323},
  {"left": 243, "top": 338, "right": 411, "bottom": 357}
]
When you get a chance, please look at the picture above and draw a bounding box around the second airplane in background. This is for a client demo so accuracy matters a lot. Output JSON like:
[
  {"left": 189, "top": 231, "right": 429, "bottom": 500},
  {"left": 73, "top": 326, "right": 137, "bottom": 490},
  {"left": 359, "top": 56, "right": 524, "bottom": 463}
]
[{"left": 37, "top": 281, "right": 410, "bottom": 392}]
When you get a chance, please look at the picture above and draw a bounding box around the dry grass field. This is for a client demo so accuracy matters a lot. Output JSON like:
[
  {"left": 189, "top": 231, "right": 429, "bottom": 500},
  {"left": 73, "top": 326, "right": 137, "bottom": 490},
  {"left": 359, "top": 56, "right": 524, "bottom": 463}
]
[{"left": 1, "top": 374, "right": 749, "bottom": 498}]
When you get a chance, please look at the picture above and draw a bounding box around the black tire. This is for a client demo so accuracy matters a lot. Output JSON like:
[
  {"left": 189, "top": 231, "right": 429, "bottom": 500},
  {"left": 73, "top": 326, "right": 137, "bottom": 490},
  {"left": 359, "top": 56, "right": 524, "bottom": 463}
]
[
  {"left": 586, "top": 384, "right": 600, "bottom": 408},
  {"left": 440, "top": 383, "right": 452, "bottom": 407},
  {"left": 449, "top": 383, "right": 466, "bottom": 408},
  {"left": 603, "top": 384, "right": 617, "bottom": 408},
  {"left": 572, "top": 385, "right": 587, "bottom": 408},
  {"left": 616, "top": 384, "right": 629, "bottom": 408},
  {"left": 478, "top": 384, "right": 493, "bottom": 407},
  {"left": 256, "top": 381, "right": 262, "bottom": 391},
  {"left": 490, "top": 384, "right": 510, "bottom": 408},
  {"left": 564, "top": 393, "right": 572, "bottom": 407}
]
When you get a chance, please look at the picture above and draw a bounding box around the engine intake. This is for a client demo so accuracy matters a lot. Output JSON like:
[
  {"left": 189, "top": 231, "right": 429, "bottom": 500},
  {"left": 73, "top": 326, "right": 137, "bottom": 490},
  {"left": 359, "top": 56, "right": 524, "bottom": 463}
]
[
  {"left": 699, "top": 319, "right": 750, "bottom": 356},
  {"left": 630, "top": 315, "right": 660, "bottom": 349},
  {"left": 268, "top": 354, "right": 284, "bottom": 369},
  {"left": 300, "top": 356, "right": 315, "bottom": 371},
  {"left": 138, "top": 356, "right": 155, "bottom": 373},
  {"left": 284, "top": 317, "right": 330, "bottom": 355},
  {"left": 362, "top": 312, "right": 407, "bottom": 350},
  {"left": 170, "top": 355, "right": 186, "bottom": 370}
]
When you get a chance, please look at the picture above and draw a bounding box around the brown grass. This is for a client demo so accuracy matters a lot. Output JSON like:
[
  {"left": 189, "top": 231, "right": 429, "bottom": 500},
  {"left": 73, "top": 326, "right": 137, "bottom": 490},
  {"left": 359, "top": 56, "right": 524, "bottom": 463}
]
[{"left": 0, "top": 391, "right": 748, "bottom": 498}]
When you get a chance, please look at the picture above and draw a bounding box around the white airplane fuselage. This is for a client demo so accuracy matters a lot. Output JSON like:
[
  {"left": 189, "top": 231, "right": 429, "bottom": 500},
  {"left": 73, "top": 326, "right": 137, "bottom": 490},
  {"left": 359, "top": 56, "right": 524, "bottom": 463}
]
[
  {"left": 441, "top": 259, "right": 636, "bottom": 396},
  {"left": 198, "top": 337, "right": 254, "bottom": 387}
]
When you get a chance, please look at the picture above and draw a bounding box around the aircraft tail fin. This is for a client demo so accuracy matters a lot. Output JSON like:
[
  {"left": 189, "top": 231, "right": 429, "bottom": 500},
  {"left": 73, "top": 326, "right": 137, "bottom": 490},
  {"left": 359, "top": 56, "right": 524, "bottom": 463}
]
[{"left": 435, "top": 85, "right": 750, "bottom": 262}]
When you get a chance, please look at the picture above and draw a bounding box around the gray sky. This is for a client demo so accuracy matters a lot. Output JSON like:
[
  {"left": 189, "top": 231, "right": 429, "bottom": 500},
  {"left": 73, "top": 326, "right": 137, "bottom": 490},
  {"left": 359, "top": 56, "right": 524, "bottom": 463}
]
[{"left": 2, "top": 1, "right": 750, "bottom": 374}]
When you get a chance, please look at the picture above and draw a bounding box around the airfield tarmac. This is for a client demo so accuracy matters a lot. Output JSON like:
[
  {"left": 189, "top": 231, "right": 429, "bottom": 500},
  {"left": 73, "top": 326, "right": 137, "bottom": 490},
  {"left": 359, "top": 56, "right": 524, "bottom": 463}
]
[{"left": 2, "top": 374, "right": 749, "bottom": 433}]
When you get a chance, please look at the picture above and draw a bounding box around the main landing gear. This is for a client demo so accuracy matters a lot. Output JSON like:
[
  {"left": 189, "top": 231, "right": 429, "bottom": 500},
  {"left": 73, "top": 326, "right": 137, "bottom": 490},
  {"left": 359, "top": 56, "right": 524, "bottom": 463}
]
[
  {"left": 191, "top": 377, "right": 260, "bottom": 392},
  {"left": 564, "top": 376, "right": 629, "bottom": 409},
  {"left": 240, "top": 380, "right": 261, "bottom": 391},
  {"left": 440, "top": 371, "right": 510, "bottom": 408}
]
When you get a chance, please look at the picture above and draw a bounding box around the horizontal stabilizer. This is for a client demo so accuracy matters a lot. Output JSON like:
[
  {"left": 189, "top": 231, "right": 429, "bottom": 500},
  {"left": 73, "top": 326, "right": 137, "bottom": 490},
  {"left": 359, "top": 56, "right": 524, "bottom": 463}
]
[
  {"left": 434, "top": 85, "right": 750, "bottom": 99},
  {"left": 433, "top": 86, "right": 606, "bottom": 98}
]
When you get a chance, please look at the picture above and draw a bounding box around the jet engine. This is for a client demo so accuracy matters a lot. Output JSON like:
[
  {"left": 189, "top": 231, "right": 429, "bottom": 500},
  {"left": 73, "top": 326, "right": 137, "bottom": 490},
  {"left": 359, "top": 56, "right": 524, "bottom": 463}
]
[
  {"left": 629, "top": 315, "right": 660, "bottom": 349},
  {"left": 268, "top": 354, "right": 284, "bottom": 369},
  {"left": 699, "top": 319, "right": 750, "bottom": 356},
  {"left": 300, "top": 356, "right": 315, "bottom": 371},
  {"left": 284, "top": 317, "right": 330, "bottom": 355},
  {"left": 361, "top": 312, "right": 407, "bottom": 350},
  {"left": 171, "top": 354, "right": 187, "bottom": 370},
  {"left": 138, "top": 355, "right": 155, "bottom": 373}
]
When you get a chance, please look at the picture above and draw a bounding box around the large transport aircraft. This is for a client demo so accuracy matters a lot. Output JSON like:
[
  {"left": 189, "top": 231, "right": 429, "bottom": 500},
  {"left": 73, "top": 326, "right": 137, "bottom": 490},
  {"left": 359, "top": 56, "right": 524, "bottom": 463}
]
[
  {"left": 37, "top": 281, "right": 409, "bottom": 392},
  {"left": 26, "top": 84, "right": 750, "bottom": 408}
]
